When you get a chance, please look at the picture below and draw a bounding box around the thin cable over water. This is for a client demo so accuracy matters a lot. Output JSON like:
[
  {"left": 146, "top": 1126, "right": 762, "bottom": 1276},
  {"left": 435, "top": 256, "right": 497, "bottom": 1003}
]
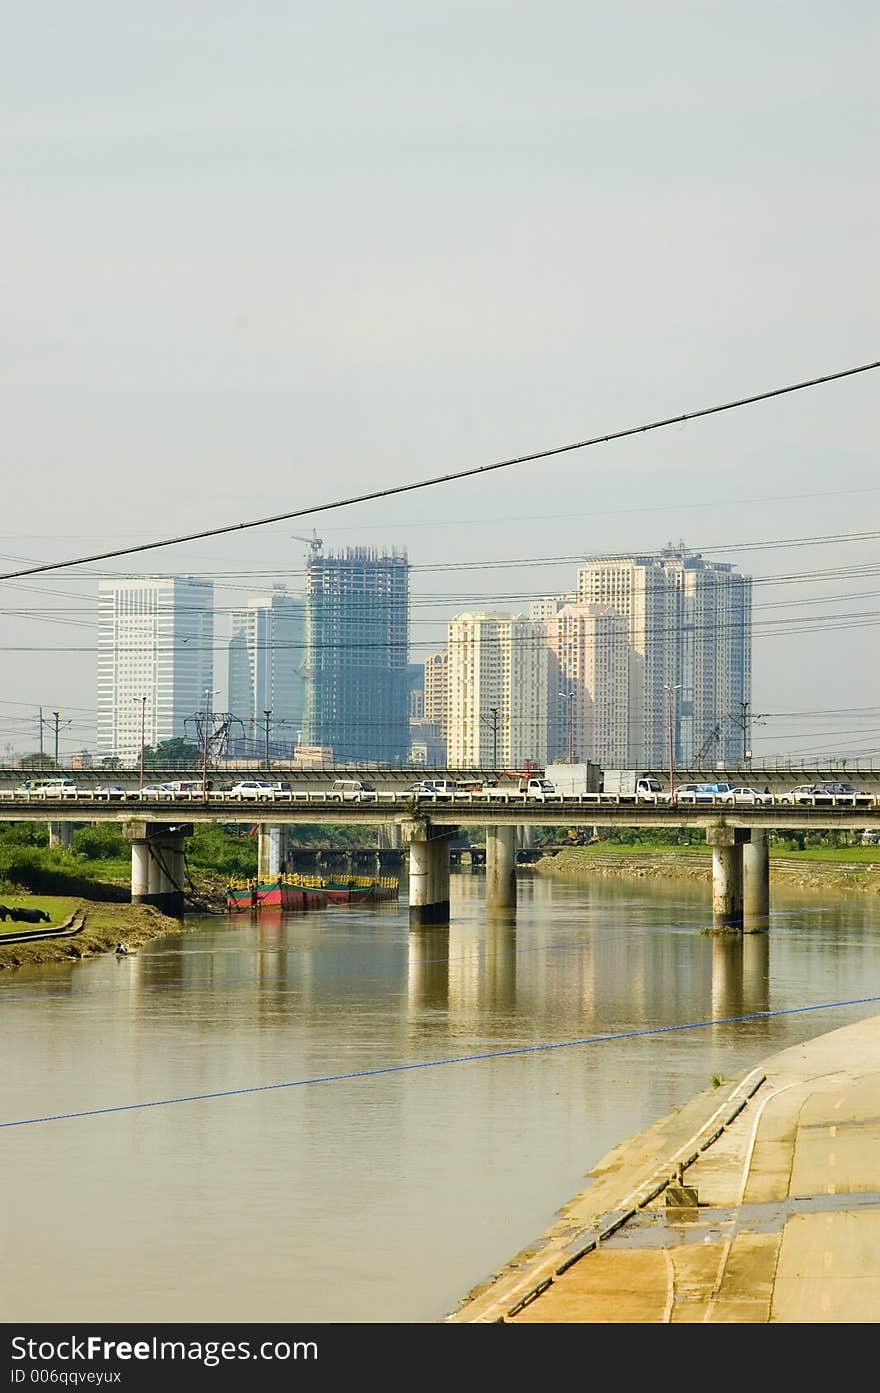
[{"left": 3, "top": 992, "right": 878, "bottom": 1130}]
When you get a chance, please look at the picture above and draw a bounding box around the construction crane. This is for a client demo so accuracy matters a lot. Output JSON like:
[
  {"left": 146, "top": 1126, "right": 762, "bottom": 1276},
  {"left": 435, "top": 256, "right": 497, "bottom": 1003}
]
[
  {"left": 695, "top": 723, "right": 722, "bottom": 765},
  {"left": 291, "top": 530, "right": 323, "bottom": 561}
]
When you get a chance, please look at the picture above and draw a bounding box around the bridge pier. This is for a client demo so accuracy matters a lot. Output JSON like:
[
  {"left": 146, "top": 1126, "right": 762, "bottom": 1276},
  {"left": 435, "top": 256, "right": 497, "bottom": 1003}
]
[
  {"left": 377, "top": 822, "right": 402, "bottom": 851},
  {"left": 48, "top": 821, "right": 72, "bottom": 849},
  {"left": 125, "top": 821, "right": 191, "bottom": 919},
  {"left": 706, "top": 825, "right": 748, "bottom": 929},
  {"left": 743, "top": 829, "right": 770, "bottom": 931},
  {"left": 486, "top": 825, "right": 517, "bottom": 910},
  {"left": 131, "top": 839, "right": 151, "bottom": 904},
  {"left": 403, "top": 821, "right": 455, "bottom": 928},
  {"left": 258, "top": 824, "right": 283, "bottom": 879}
]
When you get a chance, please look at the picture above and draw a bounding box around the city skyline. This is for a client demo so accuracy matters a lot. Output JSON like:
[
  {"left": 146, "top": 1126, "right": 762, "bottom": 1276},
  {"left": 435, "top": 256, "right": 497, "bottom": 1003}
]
[
  {"left": 66, "top": 540, "right": 753, "bottom": 770},
  {"left": 1, "top": 5, "right": 876, "bottom": 763}
]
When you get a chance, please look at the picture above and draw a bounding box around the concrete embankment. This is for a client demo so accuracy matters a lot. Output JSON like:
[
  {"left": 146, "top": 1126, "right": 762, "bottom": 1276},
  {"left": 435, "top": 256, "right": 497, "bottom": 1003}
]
[
  {"left": 449, "top": 1013, "right": 880, "bottom": 1323},
  {"left": 535, "top": 846, "right": 880, "bottom": 895}
]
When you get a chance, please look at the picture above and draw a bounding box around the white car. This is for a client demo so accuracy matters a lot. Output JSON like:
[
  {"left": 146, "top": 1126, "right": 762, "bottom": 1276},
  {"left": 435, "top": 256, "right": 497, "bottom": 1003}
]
[
  {"left": 229, "top": 780, "right": 277, "bottom": 799},
  {"left": 720, "top": 786, "right": 774, "bottom": 805},
  {"left": 781, "top": 782, "right": 873, "bottom": 807},
  {"left": 138, "top": 783, "right": 175, "bottom": 799},
  {"left": 674, "top": 782, "right": 736, "bottom": 803}
]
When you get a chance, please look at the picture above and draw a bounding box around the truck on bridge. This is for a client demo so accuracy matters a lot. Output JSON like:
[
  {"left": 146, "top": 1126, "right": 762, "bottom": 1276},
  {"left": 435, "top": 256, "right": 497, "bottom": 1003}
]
[
  {"left": 544, "top": 763, "right": 600, "bottom": 796},
  {"left": 601, "top": 770, "right": 669, "bottom": 802}
]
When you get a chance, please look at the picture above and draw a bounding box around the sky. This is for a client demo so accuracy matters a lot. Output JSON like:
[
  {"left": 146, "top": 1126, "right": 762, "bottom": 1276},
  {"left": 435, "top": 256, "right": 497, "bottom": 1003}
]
[{"left": 1, "top": 1, "right": 877, "bottom": 763}]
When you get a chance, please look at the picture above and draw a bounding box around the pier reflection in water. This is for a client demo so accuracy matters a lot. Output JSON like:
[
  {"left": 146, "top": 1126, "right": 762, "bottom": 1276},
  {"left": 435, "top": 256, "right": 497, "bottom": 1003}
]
[{"left": 0, "top": 871, "right": 876, "bottom": 1323}]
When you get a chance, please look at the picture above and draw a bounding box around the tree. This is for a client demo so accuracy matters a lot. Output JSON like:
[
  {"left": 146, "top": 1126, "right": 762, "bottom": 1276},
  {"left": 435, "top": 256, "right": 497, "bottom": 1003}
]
[
  {"left": 19, "top": 752, "right": 56, "bottom": 769},
  {"left": 144, "top": 738, "right": 201, "bottom": 768}
]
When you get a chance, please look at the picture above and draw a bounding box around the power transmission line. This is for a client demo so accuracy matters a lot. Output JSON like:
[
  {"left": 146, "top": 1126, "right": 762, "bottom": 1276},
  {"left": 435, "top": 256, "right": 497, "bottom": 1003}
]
[{"left": 1, "top": 360, "right": 876, "bottom": 584}]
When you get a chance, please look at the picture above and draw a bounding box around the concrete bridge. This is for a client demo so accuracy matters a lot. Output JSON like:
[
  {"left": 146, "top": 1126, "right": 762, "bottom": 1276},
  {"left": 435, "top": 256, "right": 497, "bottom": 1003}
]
[{"left": 1, "top": 782, "right": 878, "bottom": 931}]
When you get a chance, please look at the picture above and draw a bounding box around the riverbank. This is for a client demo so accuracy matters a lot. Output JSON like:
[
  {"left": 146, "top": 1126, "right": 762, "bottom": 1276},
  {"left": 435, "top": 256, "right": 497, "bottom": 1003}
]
[
  {"left": 0, "top": 898, "right": 189, "bottom": 970},
  {"left": 449, "top": 1012, "right": 880, "bottom": 1323},
  {"left": 535, "top": 844, "right": 880, "bottom": 895}
]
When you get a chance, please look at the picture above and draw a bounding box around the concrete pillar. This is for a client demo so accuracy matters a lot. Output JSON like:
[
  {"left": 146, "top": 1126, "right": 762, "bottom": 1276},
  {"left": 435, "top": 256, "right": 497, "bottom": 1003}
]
[
  {"left": 706, "top": 826, "right": 745, "bottom": 930},
  {"left": 147, "top": 843, "right": 163, "bottom": 900},
  {"left": 378, "top": 822, "right": 402, "bottom": 851},
  {"left": 406, "top": 832, "right": 451, "bottom": 928},
  {"left": 516, "top": 825, "right": 534, "bottom": 850},
  {"left": 125, "top": 820, "right": 192, "bottom": 915},
  {"left": 48, "top": 821, "right": 72, "bottom": 848},
  {"left": 743, "top": 829, "right": 770, "bottom": 932},
  {"left": 428, "top": 837, "right": 450, "bottom": 921},
  {"left": 258, "top": 824, "right": 283, "bottom": 879},
  {"left": 157, "top": 834, "right": 187, "bottom": 920},
  {"left": 486, "top": 825, "right": 517, "bottom": 910},
  {"left": 131, "top": 840, "right": 150, "bottom": 904}
]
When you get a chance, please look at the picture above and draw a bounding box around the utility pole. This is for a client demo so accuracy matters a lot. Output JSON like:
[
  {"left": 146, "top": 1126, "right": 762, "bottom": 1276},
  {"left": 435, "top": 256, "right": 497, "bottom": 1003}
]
[
  {"left": 52, "top": 711, "right": 62, "bottom": 767},
  {"left": 38, "top": 707, "right": 44, "bottom": 758},
  {"left": 264, "top": 710, "right": 271, "bottom": 768},
  {"left": 664, "top": 685, "right": 681, "bottom": 800},
  {"left": 201, "top": 690, "right": 211, "bottom": 799},
  {"left": 740, "top": 700, "right": 749, "bottom": 763},
  {"left": 139, "top": 696, "right": 146, "bottom": 790},
  {"left": 489, "top": 707, "right": 501, "bottom": 768}
]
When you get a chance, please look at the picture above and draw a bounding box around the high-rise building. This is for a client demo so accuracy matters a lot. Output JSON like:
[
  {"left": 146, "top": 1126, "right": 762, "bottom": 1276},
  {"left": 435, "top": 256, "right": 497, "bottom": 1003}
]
[
  {"left": 302, "top": 547, "right": 409, "bottom": 764},
  {"left": 577, "top": 546, "right": 751, "bottom": 765},
  {"left": 546, "top": 602, "right": 629, "bottom": 767},
  {"left": 660, "top": 549, "right": 752, "bottom": 765},
  {"left": 97, "top": 577, "right": 214, "bottom": 764},
  {"left": 446, "top": 613, "right": 548, "bottom": 768},
  {"left": 423, "top": 650, "right": 448, "bottom": 735},
  {"left": 227, "top": 586, "right": 305, "bottom": 757}
]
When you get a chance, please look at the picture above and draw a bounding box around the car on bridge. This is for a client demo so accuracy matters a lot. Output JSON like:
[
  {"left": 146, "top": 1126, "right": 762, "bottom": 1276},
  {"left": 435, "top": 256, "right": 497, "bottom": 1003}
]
[
  {"left": 673, "top": 782, "right": 736, "bottom": 803},
  {"left": 92, "top": 784, "right": 128, "bottom": 799},
  {"left": 719, "top": 786, "right": 774, "bottom": 806},
  {"left": 329, "top": 779, "right": 377, "bottom": 801},
  {"left": 228, "top": 780, "right": 278, "bottom": 799},
  {"left": 780, "top": 781, "right": 873, "bottom": 807},
  {"left": 136, "top": 783, "right": 176, "bottom": 799}
]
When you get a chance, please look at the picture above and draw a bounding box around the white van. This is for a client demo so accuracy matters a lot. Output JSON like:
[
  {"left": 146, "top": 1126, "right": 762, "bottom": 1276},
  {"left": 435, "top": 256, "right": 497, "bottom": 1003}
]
[
  {"left": 329, "top": 779, "right": 377, "bottom": 801},
  {"left": 16, "top": 777, "right": 77, "bottom": 796}
]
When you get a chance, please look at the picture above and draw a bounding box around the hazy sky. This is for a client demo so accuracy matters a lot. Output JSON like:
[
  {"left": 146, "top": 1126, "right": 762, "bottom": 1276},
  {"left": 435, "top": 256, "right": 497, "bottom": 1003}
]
[{"left": 1, "top": 2, "right": 877, "bottom": 761}]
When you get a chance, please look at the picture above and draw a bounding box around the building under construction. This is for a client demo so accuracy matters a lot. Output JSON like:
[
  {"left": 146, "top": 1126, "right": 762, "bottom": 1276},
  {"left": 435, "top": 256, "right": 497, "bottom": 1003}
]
[{"left": 302, "top": 547, "right": 410, "bottom": 764}]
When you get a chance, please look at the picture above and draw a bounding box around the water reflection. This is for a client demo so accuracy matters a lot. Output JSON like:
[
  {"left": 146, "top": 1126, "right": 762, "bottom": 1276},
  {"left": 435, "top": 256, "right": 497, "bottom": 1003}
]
[
  {"left": 407, "top": 928, "right": 450, "bottom": 1014},
  {"left": 0, "top": 871, "right": 877, "bottom": 1324}
]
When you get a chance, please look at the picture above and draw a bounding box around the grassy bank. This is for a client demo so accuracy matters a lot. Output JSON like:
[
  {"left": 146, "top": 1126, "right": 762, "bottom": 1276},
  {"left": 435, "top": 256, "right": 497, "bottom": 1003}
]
[
  {"left": 0, "top": 896, "right": 188, "bottom": 971},
  {"left": 537, "top": 844, "right": 880, "bottom": 895}
]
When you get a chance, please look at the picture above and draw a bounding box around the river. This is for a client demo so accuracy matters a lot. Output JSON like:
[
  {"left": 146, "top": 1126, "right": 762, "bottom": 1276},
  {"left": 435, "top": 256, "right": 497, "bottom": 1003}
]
[{"left": 1, "top": 869, "right": 879, "bottom": 1324}]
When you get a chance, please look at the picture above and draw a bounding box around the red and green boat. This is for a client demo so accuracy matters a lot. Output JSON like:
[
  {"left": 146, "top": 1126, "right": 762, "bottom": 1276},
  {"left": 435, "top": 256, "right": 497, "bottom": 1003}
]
[
  {"left": 225, "top": 874, "right": 328, "bottom": 913},
  {"left": 323, "top": 874, "right": 399, "bottom": 905},
  {"left": 226, "top": 872, "right": 399, "bottom": 913}
]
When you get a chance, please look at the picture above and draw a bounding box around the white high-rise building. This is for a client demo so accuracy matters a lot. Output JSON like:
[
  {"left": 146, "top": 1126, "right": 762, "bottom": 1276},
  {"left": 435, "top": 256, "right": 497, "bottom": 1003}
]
[
  {"left": 546, "top": 602, "right": 629, "bottom": 766},
  {"left": 446, "top": 613, "right": 548, "bottom": 768},
  {"left": 97, "top": 577, "right": 214, "bottom": 765},
  {"left": 227, "top": 586, "right": 305, "bottom": 757},
  {"left": 423, "top": 650, "right": 448, "bottom": 735},
  {"left": 577, "top": 547, "right": 751, "bottom": 765}
]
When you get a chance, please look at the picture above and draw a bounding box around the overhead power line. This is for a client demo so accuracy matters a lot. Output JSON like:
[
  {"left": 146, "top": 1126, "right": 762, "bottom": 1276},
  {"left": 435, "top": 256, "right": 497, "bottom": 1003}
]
[{"left": 1, "top": 360, "right": 876, "bottom": 584}]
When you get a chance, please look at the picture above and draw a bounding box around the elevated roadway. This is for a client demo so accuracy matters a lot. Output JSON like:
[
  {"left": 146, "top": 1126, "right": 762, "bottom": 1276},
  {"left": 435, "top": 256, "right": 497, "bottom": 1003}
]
[{"left": 3, "top": 776, "right": 878, "bottom": 929}]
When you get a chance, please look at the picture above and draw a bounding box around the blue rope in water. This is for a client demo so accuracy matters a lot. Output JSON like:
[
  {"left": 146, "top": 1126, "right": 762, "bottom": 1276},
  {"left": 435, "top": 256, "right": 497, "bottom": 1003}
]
[{"left": 3, "top": 993, "right": 879, "bottom": 1130}]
